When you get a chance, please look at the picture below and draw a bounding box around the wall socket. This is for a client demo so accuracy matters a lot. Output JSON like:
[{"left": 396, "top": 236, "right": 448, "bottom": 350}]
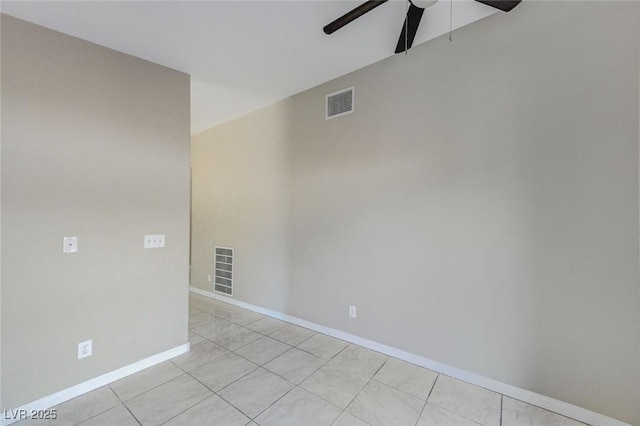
[
  {"left": 207, "top": 274, "right": 212, "bottom": 282},
  {"left": 78, "top": 340, "right": 92, "bottom": 359},
  {"left": 349, "top": 305, "right": 357, "bottom": 318},
  {"left": 62, "top": 236, "right": 78, "bottom": 253}
]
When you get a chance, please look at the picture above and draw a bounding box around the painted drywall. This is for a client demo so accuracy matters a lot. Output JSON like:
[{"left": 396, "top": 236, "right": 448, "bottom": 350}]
[
  {"left": 191, "top": 103, "right": 291, "bottom": 311},
  {"left": 1, "top": 15, "right": 191, "bottom": 410},
  {"left": 191, "top": 2, "right": 639, "bottom": 424},
  {"left": 0, "top": 6, "right": 4, "bottom": 412}
]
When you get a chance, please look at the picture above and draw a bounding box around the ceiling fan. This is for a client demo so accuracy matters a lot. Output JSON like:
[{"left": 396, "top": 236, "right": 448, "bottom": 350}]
[{"left": 323, "top": 0, "right": 522, "bottom": 54}]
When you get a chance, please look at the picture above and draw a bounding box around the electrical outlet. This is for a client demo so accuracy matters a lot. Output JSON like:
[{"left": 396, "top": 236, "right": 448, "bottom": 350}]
[
  {"left": 207, "top": 274, "right": 212, "bottom": 282},
  {"left": 63, "top": 237, "right": 78, "bottom": 253},
  {"left": 78, "top": 340, "right": 92, "bottom": 359},
  {"left": 349, "top": 305, "right": 357, "bottom": 318}
]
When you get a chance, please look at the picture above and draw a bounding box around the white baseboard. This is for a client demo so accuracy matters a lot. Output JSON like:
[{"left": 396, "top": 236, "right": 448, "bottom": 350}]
[
  {"left": 1, "top": 343, "right": 190, "bottom": 426},
  {"left": 190, "top": 286, "right": 631, "bottom": 426}
]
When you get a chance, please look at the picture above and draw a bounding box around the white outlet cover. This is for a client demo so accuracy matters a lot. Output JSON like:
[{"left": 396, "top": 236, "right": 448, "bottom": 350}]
[
  {"left": 349, "top": 305, "right": 357, "bottom": 318},
  {"left": 78, "top": 339, "right": 92, "bottom": 359},
  {"left": 63, "top": 237, "right": 78, "bottom": 253}
]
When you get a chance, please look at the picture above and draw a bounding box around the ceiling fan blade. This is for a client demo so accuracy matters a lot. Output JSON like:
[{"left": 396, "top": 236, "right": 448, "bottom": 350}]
[
  {"left": 324, "top": 0, "right": 389, "bottom": 35},
  {"left": 394, "top": 3, "right": 425, "bottom": 54},
  {"left": 475, "top": 0, "right": 522, "bottom": 12}
]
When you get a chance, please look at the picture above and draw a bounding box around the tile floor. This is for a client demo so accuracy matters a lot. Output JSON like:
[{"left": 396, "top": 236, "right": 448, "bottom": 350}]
[{"left": 17, "top": 293, "right": 590, "bottom": 426}]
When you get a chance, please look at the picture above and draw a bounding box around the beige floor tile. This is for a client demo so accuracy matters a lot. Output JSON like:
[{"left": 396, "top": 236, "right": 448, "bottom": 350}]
[
  {"left": 125, "top": 374, "right": 212, "bottom": 426},
  {"left": 254, "top": 386, "right": 341, "bottom": 426},
  {"left": 33, "top": 387, "right": 121, "bottom": 426},
  {"left": 190, "top": 317, "right": 239, "bottom": 339},
  {"left": 347, "top": 380, "right": 423, "bottom": 426},
  {"left": 300, "top": 363, "right": 369, "bottom": 409},
  {"left": 162, "top": 394, "right": 250, "bottom": 426},
  {"left": 245, "top": 316, "right": 288, "bottom": 335},
  {"left": 332, "top": 412, "right": 371, "bottom": 426},
  {"left": 373, "top": 358, "right": 437, "bottom": 400},
  {"left": 77, "top": 404, "right": 138, "bottom": 426},
  {"left": 110, "top": 361, "right": 183, "bottom": 401},
  {"left": 171, "top": 339, "right": 229, "bottom": 371},
  {"left": 329, "top": 345, "right": 387, "bottom": 378},
  {"left": 210, "top": 327, "right": 262, "bottom": 350},
  {"left": 263, "top": 348, "right": 326, "bottom": 384},
  {"left": 502, "top": 397, "right": 587, "bottom": 426},
  {"left": 192, "top": 303, "right": 230, "bottom": 317},
  {"left": 189, "top": 311, "right": 216, "bottom": 328},
  {"left": 235, "top": 336, "right": 291, "bottom": 365},
  {"left": 188, "top": 331, "right": 206, "bottom": 345},
  {"left": 190, "top": 352, "right": 258, "bottom": 392},
  {"left": 221, "top": 309, "right": 265, "bottom": 326},
  {"left": 188, "top": 305, "right": 204, "bottom": 314},
  {"left": 416, "top": 402, "right": 480, "bottom": 426},
  {"left": 218, "top": 368, "right": 294, "bottom": 418},
  {"left": 13, "top": 415, "right": 55, "bottom": 425},
  {"left": 296, "top": 334, "right": 348, "bottom": 360},
  {"left": 268, "top": 324, "right": 315, "bottom": 346},
  {"left": 427, "top": 376, "right": 501, "bottom": 426},
  {"left": 189, "top": 299, "right": 222, "bottom": 314}
]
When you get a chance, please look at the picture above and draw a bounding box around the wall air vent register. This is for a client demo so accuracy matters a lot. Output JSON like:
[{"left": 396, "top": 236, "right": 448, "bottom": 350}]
[
  {"left": 326, "top": 86, "right": 355, "bottom": 119},
  {"left": 214, "top": 246, "right": 233, "bottom": 296}
]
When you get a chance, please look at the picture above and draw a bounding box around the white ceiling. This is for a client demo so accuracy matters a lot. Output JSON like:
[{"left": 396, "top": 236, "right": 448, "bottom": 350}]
[{"left": 1, "top": 0, "right": 497, "bottom": 134}]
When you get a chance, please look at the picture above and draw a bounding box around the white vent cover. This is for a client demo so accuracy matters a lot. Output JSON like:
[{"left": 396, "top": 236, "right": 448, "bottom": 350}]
[
  {"left": 214, "top": 246, "right": 233, "bottom": 296},
  {"left": 326, "top": 86, "right": 355, "bottom": 119}
]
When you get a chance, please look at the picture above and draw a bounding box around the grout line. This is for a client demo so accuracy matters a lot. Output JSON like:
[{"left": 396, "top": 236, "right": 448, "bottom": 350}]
[
  {"left": 421, "top": 375, "right": 491, "bottom": 425},
  {"left": 154, "top": 390, "right": 210, "bottom": 426},
  {"left": 187, "top": 357, "right": 259, "bottom": 395},
  {"left": 293, "top": 331, "right": 317, "bottom": 348},
  {"left": 337, "top": 355, "right": 389, "bottom": 424},
  {"left": 118, "top": 373, "right": 190, "bottom": 403},
  {"left": 155, "top": 394, "right": 217, "bottom": 426},
  {"left": 66, "top": 387, "right": 127, "bottom": 426},
  {"left": 329, "top": 410, "right": 346, "bottom": 426},
  {"left": 426, "top": 374, "right": 438, "bottom": 401},
  {"left": 414, "top": 375, "right": 439, "bottom": 426},
  {"left": 249, "top": 384, "right": 298, "bottom": 421},
  {"left": 415, "top": 399, "right": 428, "bottom": 426},
  {"left": 123, "top": 405, "right": 143, "bottom": 426},
  {"left": 108, "top": 384, "right": 142, "bottom": 425}
]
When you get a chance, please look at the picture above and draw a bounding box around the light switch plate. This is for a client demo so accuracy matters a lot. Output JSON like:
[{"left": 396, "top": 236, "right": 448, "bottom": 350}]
[
  {"left": 144, "top": 234, "right": 165, "bottom": 249},
  {"left": 63, "top": 237, "right": 78, "bottom": 253}
]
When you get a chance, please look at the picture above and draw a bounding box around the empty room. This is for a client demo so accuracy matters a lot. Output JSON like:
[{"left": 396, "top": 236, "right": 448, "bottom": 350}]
[{"left": 1, "top": 1, "right": 639, "bottom": 426}]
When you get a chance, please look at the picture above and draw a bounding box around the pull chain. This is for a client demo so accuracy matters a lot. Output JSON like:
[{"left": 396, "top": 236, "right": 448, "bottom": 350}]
[
  {"left": 405, "top": 0, "right": 409, "bottom": 54},
  {"left": 449, "top": 0, "right": 453, "bottom": 41}
]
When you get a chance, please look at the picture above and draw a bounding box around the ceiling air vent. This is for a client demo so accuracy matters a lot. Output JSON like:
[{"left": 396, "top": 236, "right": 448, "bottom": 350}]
[
  {"left": 214, "top": 246, "right": 233, "bottom": 296},
  {"left": 326, "top": 86, "right": 355, "bottom": 120}
]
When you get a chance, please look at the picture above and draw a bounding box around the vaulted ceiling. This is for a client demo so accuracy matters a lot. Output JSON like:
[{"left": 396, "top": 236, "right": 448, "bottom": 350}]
[{"left": 1, "top": 1, "right": 498, "bottom": 134}]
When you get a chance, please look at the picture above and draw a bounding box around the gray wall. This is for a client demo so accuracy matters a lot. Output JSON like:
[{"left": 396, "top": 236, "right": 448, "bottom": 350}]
[
  {"left": 0, "top": 7, "right": 4, "bottom": 411},
  {"left": 191, "top": 2, "right": 639, "bottom": 424},
  {"left": 1, "top": 15, "right": 191, "bottom": 410}
]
